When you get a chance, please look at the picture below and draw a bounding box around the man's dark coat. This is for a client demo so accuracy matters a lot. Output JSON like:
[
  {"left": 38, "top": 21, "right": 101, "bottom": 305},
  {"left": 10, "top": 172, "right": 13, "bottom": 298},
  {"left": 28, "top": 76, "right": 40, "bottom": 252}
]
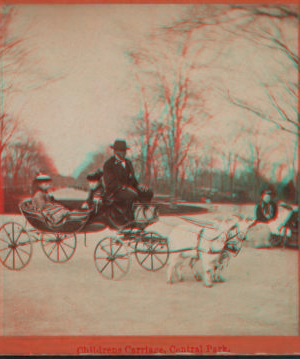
[{"left": 103, "top": 156, "right": 138, "bottom": 195}]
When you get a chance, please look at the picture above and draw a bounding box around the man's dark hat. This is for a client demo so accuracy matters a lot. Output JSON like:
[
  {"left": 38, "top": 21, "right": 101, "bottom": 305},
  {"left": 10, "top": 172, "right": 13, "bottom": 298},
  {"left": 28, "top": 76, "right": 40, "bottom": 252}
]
[
  {"left": 86, "top": 169, "right": 103, "bottom": 181},
  {"left": 110, "top": 139, "right": 130, "bottom": 151}
]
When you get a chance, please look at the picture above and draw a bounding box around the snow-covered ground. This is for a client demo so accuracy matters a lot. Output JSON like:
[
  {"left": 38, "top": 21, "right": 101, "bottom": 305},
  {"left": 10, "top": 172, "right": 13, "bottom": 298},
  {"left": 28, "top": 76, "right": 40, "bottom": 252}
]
[{"left": 0, "top": 189, "right": 298, "bottom": 336}]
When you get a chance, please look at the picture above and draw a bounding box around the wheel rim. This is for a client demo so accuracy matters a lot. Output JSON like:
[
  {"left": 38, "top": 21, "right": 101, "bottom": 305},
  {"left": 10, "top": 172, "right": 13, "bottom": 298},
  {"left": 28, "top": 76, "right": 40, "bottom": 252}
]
[
  {"left": 94, "top": 236, "right": 131, "bottom": 280},
  {"left": 41, "top": 233, "right": 77, "bottom": 263},
  {"left": 135, "top": 232, "right": 169, "bottom": 271},
  {"left": 0, "top": 222, "right": 32, "bottom": 270}
]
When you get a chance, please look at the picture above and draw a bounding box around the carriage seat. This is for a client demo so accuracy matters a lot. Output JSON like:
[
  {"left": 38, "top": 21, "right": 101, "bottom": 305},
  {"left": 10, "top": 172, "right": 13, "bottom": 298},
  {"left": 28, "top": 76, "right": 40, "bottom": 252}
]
[{"left": 19, "top": 199, "right": 93, "bottom": 234}]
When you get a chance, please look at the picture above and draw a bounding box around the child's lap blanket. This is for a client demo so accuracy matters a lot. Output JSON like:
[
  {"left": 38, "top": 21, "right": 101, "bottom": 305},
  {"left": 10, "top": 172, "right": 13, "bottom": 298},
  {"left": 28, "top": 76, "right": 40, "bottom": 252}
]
[
  {"left": 42, "top": 203, "right": 70, "bottom": 227},
  {"left": 40, "top": 203, "right": 92, "bottom": 231}
]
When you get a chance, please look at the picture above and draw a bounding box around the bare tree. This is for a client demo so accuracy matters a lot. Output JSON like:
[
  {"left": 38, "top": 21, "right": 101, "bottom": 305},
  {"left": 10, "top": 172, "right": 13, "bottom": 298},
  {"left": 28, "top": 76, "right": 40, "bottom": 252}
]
[
  {"left": 127, "top": 28, "right": 212, "bottom": 202},
  {"left": 168, "top": 5, "right": 299, "bottom": 136},
  {"left": 128, "top": 73, "right": 164, "bottom": 186},
  {"left": 0, "top": 6, "right": 65, "bottom": 211},
  {"left": 3, "top": 136, "right": 55, "bottom": 192}
]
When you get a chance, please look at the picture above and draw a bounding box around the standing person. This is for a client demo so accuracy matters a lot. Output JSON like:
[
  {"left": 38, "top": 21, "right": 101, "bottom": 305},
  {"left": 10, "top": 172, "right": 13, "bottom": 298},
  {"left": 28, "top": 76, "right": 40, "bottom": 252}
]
[
  {"left": 255, "top": 188, "right": 278, "bottom": 223},
  {"left": 103, "top": 139, "right": 153, "bottom": 220}
]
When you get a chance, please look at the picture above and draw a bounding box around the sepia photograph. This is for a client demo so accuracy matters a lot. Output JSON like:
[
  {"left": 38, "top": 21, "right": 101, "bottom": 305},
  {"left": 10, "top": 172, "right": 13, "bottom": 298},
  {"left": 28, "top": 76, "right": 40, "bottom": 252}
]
[{"left": 0, "top": 1, "right": 298, "bottom": 354}]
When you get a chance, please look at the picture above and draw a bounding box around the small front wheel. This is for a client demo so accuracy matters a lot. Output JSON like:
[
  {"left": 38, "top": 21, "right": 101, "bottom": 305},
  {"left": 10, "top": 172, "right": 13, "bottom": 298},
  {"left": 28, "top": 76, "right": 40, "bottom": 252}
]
[
  {"left": 94, "top": 236, "right": 131, "bottom": 280},
  {"left": 0, "top": 222, "right": 33, "bottom": 270},
  {"left": 135, "top": 231, "right": 169, "bottom": 271}
]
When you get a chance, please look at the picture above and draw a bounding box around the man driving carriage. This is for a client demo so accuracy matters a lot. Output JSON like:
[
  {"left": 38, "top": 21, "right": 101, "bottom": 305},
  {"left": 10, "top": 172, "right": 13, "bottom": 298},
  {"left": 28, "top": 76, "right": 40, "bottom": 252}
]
[{"left": 103, "top": 139, "right": 153, "bottom": 221}]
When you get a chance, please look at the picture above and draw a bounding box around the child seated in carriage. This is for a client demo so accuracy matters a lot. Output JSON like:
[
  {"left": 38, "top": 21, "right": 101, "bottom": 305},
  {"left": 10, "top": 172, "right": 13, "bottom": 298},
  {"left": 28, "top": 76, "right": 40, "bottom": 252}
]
[
  {"left": 81, "top": 169, "right": 105, "bottom": 209},
  {"left": 32, "top": 172, "right": 57, "bottom": 210},
  {"left": 81, "top": 169, "right": 106, "bottom": 223},
  {"left": 31, "top": 172, "right": 85, "bottom": 228}
]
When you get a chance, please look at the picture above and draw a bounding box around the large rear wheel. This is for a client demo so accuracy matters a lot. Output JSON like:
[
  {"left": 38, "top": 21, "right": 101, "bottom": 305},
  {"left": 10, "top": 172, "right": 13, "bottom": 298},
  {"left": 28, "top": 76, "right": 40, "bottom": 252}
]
[{"left": 0, "top": 222, "right": 33, "bottom": 270}]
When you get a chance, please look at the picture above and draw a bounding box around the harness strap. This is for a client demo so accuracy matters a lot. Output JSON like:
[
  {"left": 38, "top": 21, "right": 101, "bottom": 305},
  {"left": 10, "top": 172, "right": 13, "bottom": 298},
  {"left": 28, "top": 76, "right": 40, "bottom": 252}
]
[{"left": 196, "top": 229, "right": 204, "bottom": 258}]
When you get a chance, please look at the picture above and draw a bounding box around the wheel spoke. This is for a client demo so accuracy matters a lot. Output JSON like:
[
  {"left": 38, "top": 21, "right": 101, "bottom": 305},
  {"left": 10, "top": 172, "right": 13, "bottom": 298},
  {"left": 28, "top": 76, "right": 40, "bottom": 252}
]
[
  {"left": 0, "top": 247, "right": 9, "bottom": 252},
  {"left": 110, "top": 240, "right": 113, "bottom": 256},
  {"left": 152, "top": 252, "right": 164, "bottom": 266},
  {"left": 0, "top": 237, "right": 10, "bottom": 245},
  {"left": 3, "top": 248, "right": 12, "bottom": 264},
  {"left": 151, "top": 253, "right": 154, "bottom": 270},
  {"left": 3, "top": 227, "right": 13, "bottom": 244},
  {"left": 12, "top": 223, "right": 14, "bottom": 243},
  {"left": 140, "top": 253, "right": 150, "bottom": 265},
  {"left": 17, "top": 247, "right": 30, "bottom": 256},
  {"left": 57, "top": 242, "right": 60, "bottom": 261},
  {"left": 113, "top": 244, "right": 122, "bottom": 256},
  {"left": 114, "top": 259, "right": 126, "bottom": 273},
  {"left": 101, "top": 246, "right": 111, "bottom": 256},
  {"left": 47, "top": 242, "right": 57, "bottom": 258},
  {"left": 61, "top": 241, "right": 75, "bottom": 250},
  {"left": 14, "top": 228, "right": 23, "bottom": 244},
  {"left": 111, "top": 261, "right": 114, "bottom": 279},
  {"left": 99, "top": 259, "right": 110, "bottom": 273},
  {"left": 15, "top": 248, "right": 25, "bottom": 267},
  {"left": 12, "top": 248, "right": 16, "bottom": 269},
  {"left": 59, "top": 242, "right": 68, "bottom": 259}
]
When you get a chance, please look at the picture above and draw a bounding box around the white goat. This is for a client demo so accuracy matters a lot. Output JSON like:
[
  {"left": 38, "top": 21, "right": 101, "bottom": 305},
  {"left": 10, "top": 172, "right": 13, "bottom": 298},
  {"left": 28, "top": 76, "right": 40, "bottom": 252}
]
[{"left": 166, "top": 215, "right": 255, "bottom": 287}]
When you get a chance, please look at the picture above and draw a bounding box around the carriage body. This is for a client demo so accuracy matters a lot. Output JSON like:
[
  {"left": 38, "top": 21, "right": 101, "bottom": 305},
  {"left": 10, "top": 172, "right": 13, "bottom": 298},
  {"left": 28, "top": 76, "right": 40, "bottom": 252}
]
[{"left": 0, "top": 198, "right": 169, "bottom": 279}]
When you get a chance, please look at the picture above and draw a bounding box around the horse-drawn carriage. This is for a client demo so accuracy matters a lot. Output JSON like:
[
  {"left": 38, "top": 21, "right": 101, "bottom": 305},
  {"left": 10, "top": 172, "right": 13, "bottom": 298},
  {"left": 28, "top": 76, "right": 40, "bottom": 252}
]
[
  {"left": 0, "top": 197, "right": 169, "bottom": 280},
  {"left": 1, "top": 194, "right": 297, "bottom": 285}
]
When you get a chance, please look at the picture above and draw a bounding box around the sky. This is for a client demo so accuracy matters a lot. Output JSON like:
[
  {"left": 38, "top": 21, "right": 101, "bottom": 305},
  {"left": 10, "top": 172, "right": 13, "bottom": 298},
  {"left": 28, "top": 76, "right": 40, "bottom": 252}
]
[
  {"left": 7, "top": 5, "right": 186, "bottom": 176},
  {"left": 4, "top": 4, "right": 298, "bottom": 180}
]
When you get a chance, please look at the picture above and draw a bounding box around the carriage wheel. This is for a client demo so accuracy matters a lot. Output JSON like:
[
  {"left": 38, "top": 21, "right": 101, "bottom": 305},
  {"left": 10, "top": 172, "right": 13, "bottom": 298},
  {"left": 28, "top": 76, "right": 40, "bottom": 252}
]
[
  {"left": 94, "top": 236, "right": 131, "bottom": 280},
  {"left": 135, "top": 231, "right": 169, "bottom": 271},
  {"left": 0, "top": 222, "right": 32, "bottom": 270},
  {"left": 41, "top": 233, "right": 77, "bottom": 263}
]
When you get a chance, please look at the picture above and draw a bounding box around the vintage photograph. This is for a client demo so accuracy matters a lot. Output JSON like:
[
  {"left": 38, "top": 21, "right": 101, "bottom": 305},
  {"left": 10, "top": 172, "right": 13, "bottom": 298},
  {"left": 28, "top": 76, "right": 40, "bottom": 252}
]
[{"left": 0, "top": 2, "right": 298, "bottom": 345}]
